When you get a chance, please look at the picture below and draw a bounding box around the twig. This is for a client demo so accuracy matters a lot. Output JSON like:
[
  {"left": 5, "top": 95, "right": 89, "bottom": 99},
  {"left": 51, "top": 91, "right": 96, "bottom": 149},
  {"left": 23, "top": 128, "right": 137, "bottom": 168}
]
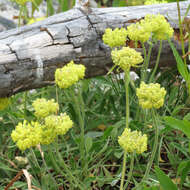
[{"left": 4, "top": 170, "right": 23, "bottom": 190}]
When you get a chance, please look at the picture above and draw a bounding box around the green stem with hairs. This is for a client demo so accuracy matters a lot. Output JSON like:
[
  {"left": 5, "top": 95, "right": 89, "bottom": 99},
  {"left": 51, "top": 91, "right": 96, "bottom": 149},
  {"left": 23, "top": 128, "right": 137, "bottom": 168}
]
[
  {"left": 120, "top": 70, "right": 130, "bottom": 190},
  {"left": 69, "top": 87, "right": 86, "bottom": 175},
  {"left": 141, "top": 109, "right": 159, "bottom": 183},
  {"left": 141, "top": 42, "right": 153, "bottom": 82},
  {"left": 149, "top": 40, "right": 163, "bottom": 83},
  {"left": 123, "top": 152, "right": 135, "bottom": 189},
  {"left": 125, "top": 70, "right": 130, "bottom": 129},
  {"left": 120, "top": 151, "right": 127, "bottom": 190},
  {"left": 177, "top": 0, "right": 186, "bottom": 65}
]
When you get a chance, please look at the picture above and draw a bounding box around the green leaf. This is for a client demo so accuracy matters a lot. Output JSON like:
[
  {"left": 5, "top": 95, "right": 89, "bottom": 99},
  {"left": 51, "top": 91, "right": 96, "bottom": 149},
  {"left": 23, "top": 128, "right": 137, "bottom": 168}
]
[
  {"left": 32, "top": 0, "right": 43, "bottom": 16},
  {"left": 143, "top": 186, "right": 159, "bottom": 190},
  {"left": 155, "top": 166, "right": 178, "bottom": 190},
  {"left": 47, "top": 0, "right": 55, "bottom": 16},
  {"left": 164, "top": 116, "right": 190, "bottom": 138},
  {"left": 184, "top": 113, "right": 190, "bottom": 121},
  {"left": 85, "top": 131, "right": 103, "bottom": 138},
  {"left": 168, "top": 38, "right": 189, "bottom": 81},
  {"left": 177, "top": 160, "right": 190, "bottom": 186},
  {"left": 0, "top": 162, "right": 17, "bottom": 172},
  {"left": 85, "top": 136, "right": 93, "bottom": 152}
]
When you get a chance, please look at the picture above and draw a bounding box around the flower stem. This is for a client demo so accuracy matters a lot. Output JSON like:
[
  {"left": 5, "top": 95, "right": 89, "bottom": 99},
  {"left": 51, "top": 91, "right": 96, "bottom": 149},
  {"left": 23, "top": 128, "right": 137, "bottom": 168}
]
[
  {"left": 123, "top": 152, "right": 135, "bottom": 189},
  {"left": 177, "top": 0, "right": 186, "bottom": 65},
  {"left": 141, "top": 42, "right": 153, "bottom": 82},
  {"left": 69, "top": 87, "right": 86, "bottom": 175},
  {"left": 149, "top": 40, "right": 163, "bottom": 83},
  {"left": 120, "top": 151, "right": 127, "bottom": 190},
  {"left": 24, "top": 91, "right": 28, "bottom": 118},
  {"left": 120, "top": 70, "right": 130, "bottom": 190},
  {"left": 125, "top": 70, "right": 130, "bottom": 129},
  {"left": 141, "top": 109, "right": 159, "bottom": 183}
]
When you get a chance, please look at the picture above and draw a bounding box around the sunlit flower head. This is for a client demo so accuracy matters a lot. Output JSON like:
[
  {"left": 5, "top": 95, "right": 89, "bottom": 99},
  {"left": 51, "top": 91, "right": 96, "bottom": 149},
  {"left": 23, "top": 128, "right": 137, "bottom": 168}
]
[
  {"left": 144, "top": 0, "right": 168, "bottom": 5},
  {"left": 144, "top": 14, "right": 174, "bottom": 40},
  {"left": 136, "top": 82, "right": 166, "bottom": 109},
  {"left": 45, "top": 113, "right": 73, "bottom": 135},
  {"left": 127, "top": 22, "right": 151, "bottom": 43},
  {"left": 27, "top": 17, "right": 46, "bottom": 25},
  {"left": 103, "top": 28, "right": 128, "bottom": 48},
  {"left": 118, "top": 128, "right": 147, "bottom": 154},
  {"left": 11, "top": 120, "right": 43, "bottom": 151},
  {"left": 0, "top": 97, "right": 10, "bottom": 111},
  {"left": 12, "top": 0, "right": 32, "bottom": 6},
  {"left": 55, "top": 61, "right": 86, "bottom": 89},
  {"left": 127, "top": 14, "right": 173, "bottom": 42},
  {"left": 11, "top": 113, "right": 73, "bottom": 150},
  {"left": 32, "top": 98, "right": 59, "bottom": 118},
  {"left": 111, "top": 47, "right": 143, "bottom": 71},
  {"left": 39, "top": 113, "right": 73, "bottom": 145}
]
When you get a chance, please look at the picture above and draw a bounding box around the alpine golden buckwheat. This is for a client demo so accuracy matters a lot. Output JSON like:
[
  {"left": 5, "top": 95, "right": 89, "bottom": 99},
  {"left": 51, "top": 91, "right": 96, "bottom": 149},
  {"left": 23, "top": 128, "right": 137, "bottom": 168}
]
[
  {"left": 118, "top": 128, "right": 147, "bottom": 154},
  {"left": 32, "top": 98, "right": 59, "bottom": 118},
  {"left": 111, "top": 47, "right": 143, "bottom": 71},
  {"left": 136, "top": 82, "right": 166, "bottom": 109},
  {"left": 103, "top": 28, "right": 128, "bottom": 48},
  {"left": 55, "top": 61, "right": 86, "bottom": 89}
]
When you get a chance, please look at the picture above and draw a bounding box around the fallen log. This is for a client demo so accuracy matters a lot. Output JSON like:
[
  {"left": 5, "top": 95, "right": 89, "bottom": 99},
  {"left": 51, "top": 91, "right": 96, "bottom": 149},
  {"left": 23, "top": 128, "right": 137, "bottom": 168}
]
[{"left": 0, "top": 1, "right": 189, "bottom": 97}]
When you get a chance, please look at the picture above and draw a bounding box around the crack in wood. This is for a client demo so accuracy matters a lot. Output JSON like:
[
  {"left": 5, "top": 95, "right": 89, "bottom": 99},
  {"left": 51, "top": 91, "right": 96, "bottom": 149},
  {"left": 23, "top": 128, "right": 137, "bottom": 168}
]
[
  {"left": 40, "top": 27, "right": 55, "bottom": 44},
  {"left": 6, "top": 44, "right": 19, "bottom": 61},
  {"left": 65, "top": 25, "right": 77, "bottom": 48}
]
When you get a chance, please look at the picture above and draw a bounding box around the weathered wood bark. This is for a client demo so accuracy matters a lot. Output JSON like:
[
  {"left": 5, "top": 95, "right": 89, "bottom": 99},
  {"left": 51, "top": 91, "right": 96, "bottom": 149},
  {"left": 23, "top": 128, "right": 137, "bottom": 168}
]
[{"left": 0, "top": 1, "right": 189, "bottom": 97}]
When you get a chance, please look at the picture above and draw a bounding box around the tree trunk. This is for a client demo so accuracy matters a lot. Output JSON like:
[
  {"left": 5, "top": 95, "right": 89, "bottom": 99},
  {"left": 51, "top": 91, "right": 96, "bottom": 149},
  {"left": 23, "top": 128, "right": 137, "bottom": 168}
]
[{"left": 0, "top": 1, "right": 189, "bottom": 97}]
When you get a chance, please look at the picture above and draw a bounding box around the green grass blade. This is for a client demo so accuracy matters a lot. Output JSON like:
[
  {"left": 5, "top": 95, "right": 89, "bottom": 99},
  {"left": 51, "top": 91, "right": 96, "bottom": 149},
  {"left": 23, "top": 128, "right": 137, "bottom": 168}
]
[
  {"left": 155, "top": 166, "right": 178, "bottom": 190},
  {"left": 168, "top": 38, "right": 189, "bottom": 81}
]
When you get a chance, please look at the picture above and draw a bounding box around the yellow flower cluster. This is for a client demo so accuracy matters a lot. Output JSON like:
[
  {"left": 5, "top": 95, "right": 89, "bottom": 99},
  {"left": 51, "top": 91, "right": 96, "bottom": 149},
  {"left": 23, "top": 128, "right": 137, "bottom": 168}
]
[
  {"left": 127, "top": 22, "right": 152, "bottom": 43},
  {"left": 127, "top": 14, "right": 173, "bottom": 42},
  {"left": 136, "top": 82, "right": 166, "bottom": 109},
  {"left": 11, "top": 121, "right": 43, "bottom": 151},
  {"left": 41, "top": 114, "right": 73, "bottom": 144},
  {"left": 102, "top": 28, "right": 128, "bottom": 48},
  {"left": 111, "top": 47, "right": 143, "bottom": 71},
  {"left": 55, "top": 61, "right": 86, "bottom": 89},
  {"left": 27, "top": 17, "right": 46, "bottom": 25},
  {"left": 11, "top": 113, "right": 73, "bottom": 150},
  {"left": 144, "top": 14, "right": 173, "bottom": 40},
  {"left": 11, "top": 98, "right": 73, "bottom": 151},
  {"left": 118, "top": 128, "right": 147, "bottom": 154},
  {"left": 144, "top": 0, "right": 167, "bottom": 5},
  {"left": 0, "top": 97, "right": 10, "bottom": 111},
  {"left": 32, "top": 98, "right": 59, "bottom": 118},
  {"left": 13, "top": 0, "right": 32, "bottom": 6}
]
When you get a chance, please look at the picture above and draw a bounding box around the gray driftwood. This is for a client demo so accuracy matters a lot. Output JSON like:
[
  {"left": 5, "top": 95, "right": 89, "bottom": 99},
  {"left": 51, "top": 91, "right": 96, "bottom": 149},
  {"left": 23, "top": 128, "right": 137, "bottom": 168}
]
[{"left": 0, "top": 1, "right": 189, "bottom": 97}]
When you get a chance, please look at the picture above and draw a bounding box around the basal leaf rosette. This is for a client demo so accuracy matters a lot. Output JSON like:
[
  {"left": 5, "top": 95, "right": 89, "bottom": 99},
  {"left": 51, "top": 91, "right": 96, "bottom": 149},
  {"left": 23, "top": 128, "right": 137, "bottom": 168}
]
[
  {"left": 136, "top": 82, "right": 166, "bottom": 109},
  {"left": 118, "top": 128, "right": 147, "bottom": 154},
  {"left": 0, "top": 97, "right": 10, "bottom": 111},
  {"left": 111, "top": 47, "right": 143, "bottom": 71},
  {"left": 55, "top": 60, "right": 86, "bottom": 89},
  {"left": 11, "top": 120, "right": 43, "bottom": 151},
  {"left": 32, "top": 98, "right": 59, "bottom": 118},
  {"left": 103, "top": 28, "right": 128, "bottom": 48}
]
